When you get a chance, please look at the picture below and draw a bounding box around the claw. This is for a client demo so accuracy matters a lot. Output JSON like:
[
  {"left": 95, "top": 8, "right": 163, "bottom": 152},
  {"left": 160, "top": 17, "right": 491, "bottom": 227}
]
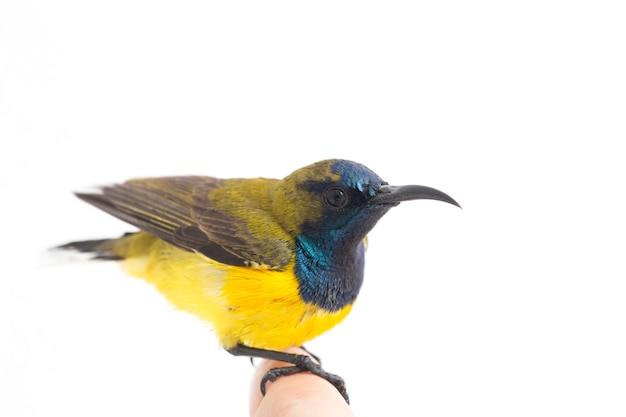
[
  {"left": 259, "top": 356, "right": 349, "bottom": 403},
  {"left": 227, "top": 343, "right": 350, "bottom": 403}
]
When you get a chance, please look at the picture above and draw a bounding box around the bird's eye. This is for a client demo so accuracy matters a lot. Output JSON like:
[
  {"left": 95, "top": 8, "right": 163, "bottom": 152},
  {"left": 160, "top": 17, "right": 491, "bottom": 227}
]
[{"left": 324, "top": 186, "right": 348, "bottom": 208}]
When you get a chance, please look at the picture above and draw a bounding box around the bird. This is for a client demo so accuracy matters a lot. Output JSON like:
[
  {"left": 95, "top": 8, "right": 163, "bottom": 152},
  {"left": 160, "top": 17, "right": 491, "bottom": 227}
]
[{"left": 57, "top": 159, "right": 460, "bottom": 403}]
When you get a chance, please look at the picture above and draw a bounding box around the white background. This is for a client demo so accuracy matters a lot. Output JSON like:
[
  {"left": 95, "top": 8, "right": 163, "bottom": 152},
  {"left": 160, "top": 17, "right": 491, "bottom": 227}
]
[{"left": 1, "top": 1, "right": 625, "bottom": 416}]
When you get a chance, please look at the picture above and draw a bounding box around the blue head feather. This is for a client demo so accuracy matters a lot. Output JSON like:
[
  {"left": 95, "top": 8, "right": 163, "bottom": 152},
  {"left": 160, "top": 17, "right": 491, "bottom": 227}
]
[
  {"left": 331, "top": 160, "right": 384, "bottom": 197},
  {"left": 293, "top": 159, "right": 391, "bottom": 311}
]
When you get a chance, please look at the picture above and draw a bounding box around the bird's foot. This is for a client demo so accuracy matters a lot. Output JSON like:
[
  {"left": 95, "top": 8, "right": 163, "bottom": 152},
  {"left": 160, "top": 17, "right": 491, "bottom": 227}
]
[
  {"left": 298, "top": 345, "right": 322, "bottom": 364},
  {"left": 226, "top": 343, "right": 349, "bottom": 403},
  {"left": 260, "top": 354, "right": 349, "bottom": 403}
]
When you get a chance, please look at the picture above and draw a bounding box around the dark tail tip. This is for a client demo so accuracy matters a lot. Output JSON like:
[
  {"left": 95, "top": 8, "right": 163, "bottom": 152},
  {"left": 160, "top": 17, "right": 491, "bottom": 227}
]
[{"left": 55, "top": 238, "right": 124, "bottom": 260}]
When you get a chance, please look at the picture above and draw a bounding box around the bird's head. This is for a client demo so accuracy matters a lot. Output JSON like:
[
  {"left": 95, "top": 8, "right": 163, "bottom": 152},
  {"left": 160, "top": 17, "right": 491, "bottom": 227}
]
[
  {"left": 270, "top": 159, "right": 460, "bottom": 311},
  {"left": 273, "top": 159, "right": 460, "bottom": 249}
]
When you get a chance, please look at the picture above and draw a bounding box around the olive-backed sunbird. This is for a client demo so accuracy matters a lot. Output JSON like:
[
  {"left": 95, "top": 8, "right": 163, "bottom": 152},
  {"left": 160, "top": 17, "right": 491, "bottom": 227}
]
[{"left": 58, "top": 159, "right": 460, "bottom": 402}]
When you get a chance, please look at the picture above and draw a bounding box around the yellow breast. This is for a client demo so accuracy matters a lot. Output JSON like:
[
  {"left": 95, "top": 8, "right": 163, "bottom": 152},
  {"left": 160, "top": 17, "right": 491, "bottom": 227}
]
[{"left": 118, "top": 234, "right": 352, "bottom": 349}]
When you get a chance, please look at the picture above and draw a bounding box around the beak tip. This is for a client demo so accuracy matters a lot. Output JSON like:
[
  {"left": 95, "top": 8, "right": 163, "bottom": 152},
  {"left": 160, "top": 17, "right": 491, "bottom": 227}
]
[
  {"left": 448, "top": 198, "right": 462, "bottom": 209},
  {"left": 434, "top": 195, "right": 462, "bottom": 209}
]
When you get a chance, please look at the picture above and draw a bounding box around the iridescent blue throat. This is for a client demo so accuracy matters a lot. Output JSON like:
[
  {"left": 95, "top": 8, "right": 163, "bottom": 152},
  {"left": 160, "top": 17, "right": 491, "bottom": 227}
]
[{"left": 295, "top": 235, "right": 365, "bottom": 312}]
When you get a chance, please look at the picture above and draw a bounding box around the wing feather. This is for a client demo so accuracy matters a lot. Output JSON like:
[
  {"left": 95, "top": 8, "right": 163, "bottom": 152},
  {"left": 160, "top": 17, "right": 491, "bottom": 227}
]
[{"left": 77, "top": 176, "right": 291, "bottom": 268}]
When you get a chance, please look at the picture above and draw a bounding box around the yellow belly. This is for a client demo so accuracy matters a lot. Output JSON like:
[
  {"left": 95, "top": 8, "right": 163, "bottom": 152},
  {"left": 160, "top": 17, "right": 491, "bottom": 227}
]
[{"left": 116, "top": 233, "right": 352, "bottom": 349}]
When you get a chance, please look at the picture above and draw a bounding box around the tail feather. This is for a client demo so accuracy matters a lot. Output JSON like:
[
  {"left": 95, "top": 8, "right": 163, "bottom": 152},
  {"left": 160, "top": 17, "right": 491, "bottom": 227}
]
[{"left": 56, "top": 236, "right": 130, "bottom": 260}]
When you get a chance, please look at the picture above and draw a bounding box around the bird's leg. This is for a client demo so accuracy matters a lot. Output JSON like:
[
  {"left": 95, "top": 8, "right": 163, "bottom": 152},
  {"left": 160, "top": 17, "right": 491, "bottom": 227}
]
[
  {"left": 299, "top": 345, "right": 322, "bottom": 365},
  {"left": 226, "top": 343, "right": 349, "bottom": 403}
]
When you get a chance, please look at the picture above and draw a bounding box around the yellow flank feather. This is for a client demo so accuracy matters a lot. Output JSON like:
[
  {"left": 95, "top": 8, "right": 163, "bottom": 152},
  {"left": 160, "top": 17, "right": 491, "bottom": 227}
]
[{"left": 116, "top": 232, "right": 352, "bottom": 349}]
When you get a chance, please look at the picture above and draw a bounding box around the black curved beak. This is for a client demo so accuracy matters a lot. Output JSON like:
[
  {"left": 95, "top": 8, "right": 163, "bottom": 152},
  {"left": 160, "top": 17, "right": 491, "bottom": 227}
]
[{"left": 371, "top": 184, "right": 461, "bottom": 208}]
